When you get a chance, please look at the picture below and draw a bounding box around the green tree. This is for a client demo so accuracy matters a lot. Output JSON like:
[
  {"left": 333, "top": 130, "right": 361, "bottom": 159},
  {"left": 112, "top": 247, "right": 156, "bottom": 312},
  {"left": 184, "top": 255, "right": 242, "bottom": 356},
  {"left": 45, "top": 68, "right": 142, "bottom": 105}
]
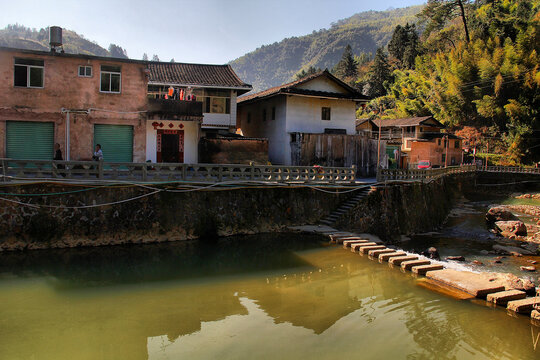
[
  {"left": 419, "top": 0, "right": 471, "bottom": 43},
  {"left": 364, "top": 48, "right": 392, "bottom": 98},
  {"left": 142, "top": 53, "right": 149, "bottom": 61},
  {"left": 388, "top": 23, "right": 420, "bottom": 69},
  {"left": 152, "top": 54, "right": 160, "bottom": 62},
  {"left": 333, "top": 44, "right": 359, "bottom": 82},
  {"left": 294, "top": 66, "right": 321, "bottom": 80}
]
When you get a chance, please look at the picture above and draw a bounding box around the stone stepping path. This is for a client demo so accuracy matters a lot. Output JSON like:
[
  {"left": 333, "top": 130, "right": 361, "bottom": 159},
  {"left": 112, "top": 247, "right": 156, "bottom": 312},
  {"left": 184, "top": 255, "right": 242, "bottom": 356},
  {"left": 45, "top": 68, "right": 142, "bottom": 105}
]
[
  {"left": 486, "top": 290, "right": 527, "bottom": 306},
  {"left": 412, "top": 264, "right": 444, "bottom": 275},
  {"left": 507, "top": 298, "right": 539, "bottom": 314},
  {"left": 342, "top": 239, "right": 370, "bottom": 248},
  {"left": 401, "top": 259, "right": 431, "bottom": 271},
  {"left": 294, "top": 226, "right": 540, "bottom": 323},
  {"left": 389, "top": 255, "right": 419, "bottom": 265},
  {"left": 379, "top": 251, "right": 407, "bottom": 261},
  {"left": 368, "top": 248, "right": 395, "bottom": 258}
]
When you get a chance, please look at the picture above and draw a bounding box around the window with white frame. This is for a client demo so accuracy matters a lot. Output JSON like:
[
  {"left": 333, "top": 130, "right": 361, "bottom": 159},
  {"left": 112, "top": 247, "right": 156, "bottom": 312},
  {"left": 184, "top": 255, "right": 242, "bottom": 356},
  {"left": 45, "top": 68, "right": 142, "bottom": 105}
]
[
  {"left": 78, "top": 66, "right": 92, "bottom": 77},
  {"left": 14, "top": 58, "right": 44, "bottom": 88},
  {"left": 100, "top": 65, "right": 121, "bottom": 93}
]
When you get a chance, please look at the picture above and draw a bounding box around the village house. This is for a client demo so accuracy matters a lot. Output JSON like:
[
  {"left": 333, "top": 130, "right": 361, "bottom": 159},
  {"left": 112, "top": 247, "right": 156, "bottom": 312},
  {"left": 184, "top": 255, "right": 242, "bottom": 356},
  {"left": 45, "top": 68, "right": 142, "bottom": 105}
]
[
  {"left": 237, "top": 70, "right": 372, "bottom": 167},
  {"left": 356, "top": 116, "right": 462, "bottom": 169},
  {"left": 0, "top": 30, "right": 251, "bottom": 164},
  {"left": 145, "top": 62, "right": 252, "bottom": 163},
  {"left": 0, "top": 46, "right": 149, "bottom": 162}
]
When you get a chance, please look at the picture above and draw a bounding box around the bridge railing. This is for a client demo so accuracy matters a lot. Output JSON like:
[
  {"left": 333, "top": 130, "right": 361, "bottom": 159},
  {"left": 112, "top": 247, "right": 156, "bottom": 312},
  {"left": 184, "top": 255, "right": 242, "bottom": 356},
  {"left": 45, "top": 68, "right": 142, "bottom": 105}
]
[
  {"left": 0, "top": 159, "right": 356, "bottom": 184},
  {"left": 377, "top": 164, "right": 540, "bottom": 182},
  {"left": 377, "top": 164, "right": 477, "bottom": 182}
]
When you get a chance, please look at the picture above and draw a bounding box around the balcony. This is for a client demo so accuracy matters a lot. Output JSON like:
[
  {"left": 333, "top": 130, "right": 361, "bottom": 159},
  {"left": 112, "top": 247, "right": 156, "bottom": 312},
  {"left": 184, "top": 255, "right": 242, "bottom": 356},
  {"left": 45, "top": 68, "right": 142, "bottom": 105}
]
[{"left": 147, "top": 98, "right": 203, "bottom": 119}]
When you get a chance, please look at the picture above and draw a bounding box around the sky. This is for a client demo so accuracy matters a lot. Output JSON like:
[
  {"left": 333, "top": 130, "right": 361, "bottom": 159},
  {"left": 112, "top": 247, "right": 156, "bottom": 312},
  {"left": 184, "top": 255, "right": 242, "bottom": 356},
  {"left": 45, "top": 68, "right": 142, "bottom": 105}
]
[{"left": 0, "top": 0, "right": 425, "bottom": 64}]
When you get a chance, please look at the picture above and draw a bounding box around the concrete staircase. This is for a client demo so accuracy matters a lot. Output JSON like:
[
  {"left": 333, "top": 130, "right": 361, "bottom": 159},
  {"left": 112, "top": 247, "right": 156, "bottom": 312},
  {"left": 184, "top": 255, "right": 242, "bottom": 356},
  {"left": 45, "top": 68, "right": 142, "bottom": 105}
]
[{"left": 319, "top": 186, "right": 372, "bottom": 226}]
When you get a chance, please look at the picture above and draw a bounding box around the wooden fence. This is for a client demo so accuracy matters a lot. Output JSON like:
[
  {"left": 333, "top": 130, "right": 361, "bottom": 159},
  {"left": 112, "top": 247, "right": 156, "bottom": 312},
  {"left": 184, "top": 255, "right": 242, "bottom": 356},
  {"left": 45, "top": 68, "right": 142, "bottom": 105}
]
[{"left": 0, "top": 159, "right": 356, "bottom": 184}]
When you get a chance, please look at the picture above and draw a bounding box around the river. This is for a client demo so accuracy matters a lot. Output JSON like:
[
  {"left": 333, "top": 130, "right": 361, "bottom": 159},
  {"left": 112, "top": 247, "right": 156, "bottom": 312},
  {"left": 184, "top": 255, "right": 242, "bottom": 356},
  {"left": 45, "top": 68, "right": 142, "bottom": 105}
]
[{"left": 0, "top": 231, "right": 538, "bottom": 360}]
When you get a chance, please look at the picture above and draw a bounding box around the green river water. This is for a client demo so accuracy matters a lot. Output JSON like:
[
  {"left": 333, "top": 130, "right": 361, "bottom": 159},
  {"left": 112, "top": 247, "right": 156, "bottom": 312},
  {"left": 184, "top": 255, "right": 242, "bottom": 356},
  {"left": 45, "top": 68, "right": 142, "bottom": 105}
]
[{"left": 0, "top": 233, "right": 539, "bottom": 360}]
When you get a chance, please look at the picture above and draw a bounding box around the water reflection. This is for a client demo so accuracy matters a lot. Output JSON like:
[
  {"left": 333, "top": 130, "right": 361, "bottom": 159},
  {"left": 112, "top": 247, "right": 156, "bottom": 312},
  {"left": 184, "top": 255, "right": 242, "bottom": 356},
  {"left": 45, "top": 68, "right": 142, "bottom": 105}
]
[{"left": 0, "top": 234, "right": 538, "bottom": 360}]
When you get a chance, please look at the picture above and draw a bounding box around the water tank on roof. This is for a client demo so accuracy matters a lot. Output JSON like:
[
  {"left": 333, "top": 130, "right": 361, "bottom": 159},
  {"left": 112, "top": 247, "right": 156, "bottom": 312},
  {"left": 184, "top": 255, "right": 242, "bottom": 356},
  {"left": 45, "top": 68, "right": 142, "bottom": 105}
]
[{"left": 49, "top": 26, "right": 62, "bottom": 48}]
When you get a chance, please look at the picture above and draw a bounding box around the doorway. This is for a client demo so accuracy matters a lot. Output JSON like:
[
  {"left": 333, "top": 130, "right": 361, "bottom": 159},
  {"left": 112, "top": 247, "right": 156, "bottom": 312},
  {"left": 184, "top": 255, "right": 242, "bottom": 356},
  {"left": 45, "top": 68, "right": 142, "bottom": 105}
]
[{"left": 157, "top": 130, "right": 184, "bottom": 163}]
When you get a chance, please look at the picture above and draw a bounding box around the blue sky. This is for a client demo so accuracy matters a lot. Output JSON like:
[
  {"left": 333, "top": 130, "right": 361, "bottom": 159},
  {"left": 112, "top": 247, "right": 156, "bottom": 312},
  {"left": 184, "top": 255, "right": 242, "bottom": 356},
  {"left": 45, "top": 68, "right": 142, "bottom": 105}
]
[{"left": 0, "top": 0, "right": 425, "bottom": 64}]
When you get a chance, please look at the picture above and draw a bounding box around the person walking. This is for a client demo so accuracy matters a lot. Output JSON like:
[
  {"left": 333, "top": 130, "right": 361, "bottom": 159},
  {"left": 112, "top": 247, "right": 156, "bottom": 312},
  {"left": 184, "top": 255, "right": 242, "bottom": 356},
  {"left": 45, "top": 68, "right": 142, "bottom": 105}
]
[{"left": 53, "top": 143, "right": 65, "bottom": 177}]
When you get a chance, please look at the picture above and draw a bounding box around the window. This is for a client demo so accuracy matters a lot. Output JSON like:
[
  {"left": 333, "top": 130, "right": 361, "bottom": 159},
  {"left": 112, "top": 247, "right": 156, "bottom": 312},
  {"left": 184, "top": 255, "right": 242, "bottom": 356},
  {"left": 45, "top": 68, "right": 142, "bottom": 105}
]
[
  {"left": 204, "top": 89, "right": 231, "bottom": 114},
  {"left": 100, "top": 65, "right": 121, "bottom": 93},
  {"left": 14, "top": 58, "right": 44, "bottom": 88},
  {"left": 454, "top": 140, "right": 460, "bottom": 148},
  {"left": 437, "top": 139, "right": 441, "bottom": 146},
  {"left": 78, "top": 66, "right": 92, "bottom": 77},
  {"left": 262, "top": 108, "right": 267, "bottom": 121},
  {"left": 247, "top": 112, "right": 251, "bottom": 124},
  {"left": 444, "top": 139, "right": 448, "bottom": 148},
  {"left": 271, "top": 107, "right": 276, "bottom": 120},
  {"left": 321, "top": 107, "right": 331, "bottom": 121}
]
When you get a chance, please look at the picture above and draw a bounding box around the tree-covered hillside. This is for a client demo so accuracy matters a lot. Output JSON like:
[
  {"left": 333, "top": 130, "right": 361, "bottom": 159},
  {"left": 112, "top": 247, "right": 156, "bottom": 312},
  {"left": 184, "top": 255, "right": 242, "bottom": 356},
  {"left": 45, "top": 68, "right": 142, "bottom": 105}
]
[
  {"left": 229, "top": 6, "right": 424, "bottom": 92},
  {"left": 0, "top": 24, "right": 126, "bottom": 58}
]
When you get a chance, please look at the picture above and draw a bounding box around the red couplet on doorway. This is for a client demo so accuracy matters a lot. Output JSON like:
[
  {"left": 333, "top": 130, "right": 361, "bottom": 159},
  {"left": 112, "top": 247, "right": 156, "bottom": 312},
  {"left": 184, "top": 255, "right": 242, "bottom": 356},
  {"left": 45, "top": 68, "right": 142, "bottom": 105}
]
[{"left": 157, "top": 129, "right": 184, "bottom": 163}]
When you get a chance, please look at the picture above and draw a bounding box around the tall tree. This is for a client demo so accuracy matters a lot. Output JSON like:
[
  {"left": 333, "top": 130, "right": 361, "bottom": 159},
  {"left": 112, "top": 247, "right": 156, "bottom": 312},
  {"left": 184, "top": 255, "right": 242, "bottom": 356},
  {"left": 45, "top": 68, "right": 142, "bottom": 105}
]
[
  {"left": 364, "top": 48, "right": 392, "bottom": 98},
  {"left": 152, "top": 54, "right": 160, "bottom": 62},
  {"left": 388, "top": 23, "right": 420, "bottom": 69},
  {"left": 142, "top": 53, "right": 149, "bottom": 61},
  {"left": 108, "top": 44, "right": 128, "bottom": 58},
  {"left": 333, "top": 44, "right": 358, "bottom": 81},
  {"left": 419, "top": 0, "right": 471, "bottom": 43},
  {"left": 294, "top": 66, "right": 321, "bottom": 80}
]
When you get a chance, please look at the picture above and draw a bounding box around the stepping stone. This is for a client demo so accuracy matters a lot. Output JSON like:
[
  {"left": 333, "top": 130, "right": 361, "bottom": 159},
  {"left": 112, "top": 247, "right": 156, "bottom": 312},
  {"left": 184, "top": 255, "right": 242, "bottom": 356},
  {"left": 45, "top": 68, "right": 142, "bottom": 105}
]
[
  {"left": 368, "top": 248, "right": 395, "bottom": 258},
  {"left": 350, "top": 242, "right": 377, "bottom": 252},
  {"left": 412, "top": 264, "right": 444, "bottom": 275},
  {"left": 379, "top": 251, "right": 407, "bottom": 262},
  {"left": 401, "top": 259, "right": 431, "bottom": 271},
  {"left": 389, "top": 255, "right": 419, "bottom": 265},
  {"left": 486, "top": 290, "right": 526, "bottom": 306},
  {"left": 532, "top": 310, "right": 540, "bottom": 321},
  {"left": 342, "top": 239, "right": 369, "bottom": 248},
  {"left": 359, "top": 245, "right": 386, "bottom": 254},
  {"left": 329, "top": 234, "right": 356, "bottom": 243},
  {"left": 507, "top": 297, "right": 539, "bottom": 314},
  {"left": 426, "top": 269, "right": 505, "bottom": 298}
]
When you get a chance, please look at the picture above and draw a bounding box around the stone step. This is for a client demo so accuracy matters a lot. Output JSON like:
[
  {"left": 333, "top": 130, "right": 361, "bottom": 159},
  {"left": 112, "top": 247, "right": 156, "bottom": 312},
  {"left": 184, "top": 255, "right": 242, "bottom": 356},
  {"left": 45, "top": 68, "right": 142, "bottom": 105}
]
[
  {"left": 368, "top": 248, "right": 395, "bottom": 258},
  {"left": 412, "top": 264, "right": 444, "bottom": 275},
  {"left": 328, "top": 233, "right": 353, "bottom": 241},
  {"left": 319, "top": 220, "right": 333, "bottom": 225},
  {"left": 507, "top": 297, "right": 539, "bottom": 314},
  {"left": 330, "top": 235, "right": 358, "bottom": 243},
  {"left": 351, "top": 242, "right": 378, "bottom": 252},
  {"left": 389, "top": 255, "right": 419, "bottom": 265},
  {"left": 401, "top": 259, "right": 431, "bottom": 271},
  {"left": 359, "top": 245, "right": 387, "bottom": 254},
  {"left": 379, "top": 251, "right": 407, "bottom": 262},
  {"left": 342, "top": 239, "right": 370, "bottom": 248},
  {"left": 532, "top": 310, "right": 540, "bottom": 321},
  {"left": 425, "top": 269, "right": 505, "bottom": 298},
  {"left": 486, "top": 290, "right": 527, "bottom": 306}
]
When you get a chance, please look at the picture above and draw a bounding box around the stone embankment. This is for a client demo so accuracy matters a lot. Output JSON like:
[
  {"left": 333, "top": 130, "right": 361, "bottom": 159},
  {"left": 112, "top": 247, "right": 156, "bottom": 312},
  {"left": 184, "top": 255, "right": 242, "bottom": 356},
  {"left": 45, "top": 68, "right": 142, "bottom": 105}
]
[{"left": 292, "top": 225, "right": 540, "bottom": 324}]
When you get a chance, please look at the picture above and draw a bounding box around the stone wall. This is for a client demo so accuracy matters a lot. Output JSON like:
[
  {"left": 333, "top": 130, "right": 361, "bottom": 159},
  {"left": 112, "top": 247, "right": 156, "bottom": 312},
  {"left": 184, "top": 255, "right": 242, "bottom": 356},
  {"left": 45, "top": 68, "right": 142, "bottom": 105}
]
[
  {"left": 198, "top": 138, "right": 268, "bottom": 164},
  {"left": 335, "top": 174, "right": 472, "bottom": 240},
  {"left": 0, "top": 184, "right": 344, "bottom": 251}
]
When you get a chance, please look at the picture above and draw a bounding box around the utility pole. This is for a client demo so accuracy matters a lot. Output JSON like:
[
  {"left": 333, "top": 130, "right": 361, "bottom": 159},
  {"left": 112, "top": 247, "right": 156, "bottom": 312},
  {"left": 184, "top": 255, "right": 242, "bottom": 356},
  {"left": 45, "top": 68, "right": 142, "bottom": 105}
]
[
  {"left": 377, "top": 119, "right": 382, "bottom": 170},
  {"left": 444, "top": 135, "right": 449, "bottom": 168},
  {"left": 485, "top": 140, "right": 489, "bottom": 171}
]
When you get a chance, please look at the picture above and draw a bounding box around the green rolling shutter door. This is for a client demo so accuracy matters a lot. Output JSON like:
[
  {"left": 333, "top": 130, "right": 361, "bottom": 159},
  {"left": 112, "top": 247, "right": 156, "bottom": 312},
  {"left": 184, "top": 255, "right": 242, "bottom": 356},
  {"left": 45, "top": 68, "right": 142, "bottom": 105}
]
[
  {"left": 6, "top": 121, "right": 54, "bottom": 160},
  {"left": 93, "top": 124, "right": 133, "bottom": 162}
]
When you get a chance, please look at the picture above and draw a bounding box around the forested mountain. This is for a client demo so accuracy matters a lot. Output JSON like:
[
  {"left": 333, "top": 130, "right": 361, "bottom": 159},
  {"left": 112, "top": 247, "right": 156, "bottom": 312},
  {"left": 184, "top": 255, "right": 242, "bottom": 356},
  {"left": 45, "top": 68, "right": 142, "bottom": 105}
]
[
  {"left": 0, "top": 24, "right": 126, "bottom": 58},
  {"left": 229, "top": 5, "right": 424, "bottom": 92}
]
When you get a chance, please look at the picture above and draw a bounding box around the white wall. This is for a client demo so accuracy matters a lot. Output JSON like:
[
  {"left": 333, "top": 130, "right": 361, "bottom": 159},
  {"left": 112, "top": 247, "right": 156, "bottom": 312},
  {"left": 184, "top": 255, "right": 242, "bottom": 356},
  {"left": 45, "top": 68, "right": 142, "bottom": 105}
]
[
  {"left": 285, "top": 96, "right": 357, "bottom": 135},
  {"left": 295, "top": 77, "right": 349, "bottom": 93},
  {"left": 201, "top": 90, "right": 237, "bottom": 129},
  {"left": 145, "top": 120, "right": 199, "bottom": 164},
  {"left": 238, "top": 96, "right": 288, "bottom": 164}
]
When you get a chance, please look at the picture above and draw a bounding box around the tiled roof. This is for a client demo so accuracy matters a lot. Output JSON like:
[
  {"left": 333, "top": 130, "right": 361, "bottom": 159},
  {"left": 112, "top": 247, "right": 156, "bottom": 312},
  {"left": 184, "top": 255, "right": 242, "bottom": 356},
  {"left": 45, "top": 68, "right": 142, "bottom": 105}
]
[
  {"left": 238, "top": 70, "right": 368, "bottom": 103},
  {"left": 148, "top": 62, "right": 252, "bottom": 91},
  {"left": 372, "top": 116, "right": 444, "bottom": 128}
]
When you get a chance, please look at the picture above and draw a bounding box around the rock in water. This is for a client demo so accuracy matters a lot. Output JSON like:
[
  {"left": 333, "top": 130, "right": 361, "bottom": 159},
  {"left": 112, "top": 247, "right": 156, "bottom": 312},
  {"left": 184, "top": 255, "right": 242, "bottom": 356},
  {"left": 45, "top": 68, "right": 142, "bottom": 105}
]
[
  {"left": 446, "top": 256, "right": 465, "bottom": 261},
  {"left": 421, "top": 247, "right": 440, "bottom": 260},
  {"left": 520, "top": 266, "right": 536, "bottom": 272},
  {"left": 494, "top": 220, "right": 527, "bottom": 236},
  {"left": 486, "top": 273, "right": 536, "bottom": 295},
  {"left": 486, "top": 207, "right": 517, "bottom": 223},
  {"left": 472, "top": 260, "right": 484, "bottom": 265}
]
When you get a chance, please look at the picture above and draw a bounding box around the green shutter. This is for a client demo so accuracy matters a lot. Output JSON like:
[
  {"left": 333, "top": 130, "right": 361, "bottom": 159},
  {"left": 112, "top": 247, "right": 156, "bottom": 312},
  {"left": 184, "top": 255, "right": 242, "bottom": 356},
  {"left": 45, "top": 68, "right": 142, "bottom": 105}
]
[
  {"left": 93, "top": 124, "right": 133, "bottom": 162},
  {"left": 6, "top": 121, "right": 54, "bottom": 160}
]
